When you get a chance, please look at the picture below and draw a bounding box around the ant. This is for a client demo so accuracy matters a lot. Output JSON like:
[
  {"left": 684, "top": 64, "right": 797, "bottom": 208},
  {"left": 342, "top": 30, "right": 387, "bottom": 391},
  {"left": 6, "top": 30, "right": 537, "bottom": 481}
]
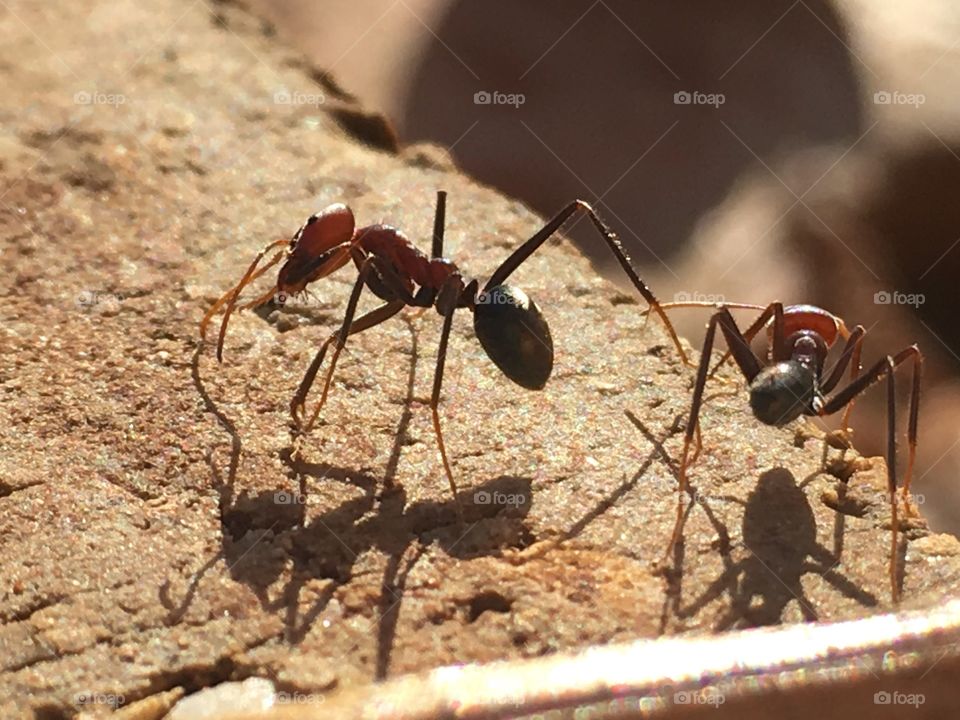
[
  {"left": 200, "top": 191, "right": 688, "bottom": 520},
  {"left": 654, "top": 300, "right": 922, "bottom": 604}
]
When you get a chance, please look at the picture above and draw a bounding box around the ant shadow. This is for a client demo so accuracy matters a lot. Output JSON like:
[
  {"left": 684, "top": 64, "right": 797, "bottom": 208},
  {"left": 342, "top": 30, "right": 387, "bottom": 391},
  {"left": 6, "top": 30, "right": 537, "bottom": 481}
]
[
  {"left": 624, "top": 413, "right": 877, "bottom": 632},
  {"left": 500, "top": 408, "right": 733, "bottom": 638},
  {"left": 676, "top": 467, "right": 878, "bottom": 629},
  {"left": 623, "top": 412, "right": 733, "bottom": 633},
  {"left": 169, "top": 317, "right": 533, "bottom": 679}
]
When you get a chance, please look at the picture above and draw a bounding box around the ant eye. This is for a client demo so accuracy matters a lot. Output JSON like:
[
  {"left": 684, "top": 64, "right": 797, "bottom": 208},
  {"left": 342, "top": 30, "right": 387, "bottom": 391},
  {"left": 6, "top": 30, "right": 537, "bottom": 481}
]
[{"left": 473, "top": 284, "right": 553, "bottom": 389}]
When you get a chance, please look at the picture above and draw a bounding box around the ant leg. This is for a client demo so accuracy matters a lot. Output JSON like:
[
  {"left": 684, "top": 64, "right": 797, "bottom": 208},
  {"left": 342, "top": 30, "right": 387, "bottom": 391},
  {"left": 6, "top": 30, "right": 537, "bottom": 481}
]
[
  {"left": 291, "top": 299, "right": 404, "bottom": 427},
  {"left": 204, "top": 259, "right": 280, "bottom": 324},
  {"left": 297, "top": 255, "right": 380, "bottom": 436},
  {"left": 689, "top": 422, "right": 703, "bottom": 464},
  {"left": 642, "top": 302, "right": 780, "bottom": 381},
  {"left": 902, "top": 352, "right": 922, "bottom": 516},
  {"left": 669, "top": 308, "right": 763, "bottom": 556},
  {"left": 429, "top": 279, "right": 473, "bottom": 524},
  {"left": 705, "top": 303, "right": 784, "bottom": 378},
  {"left": 885, "top": 360, "right": 900, "bottom": 603},
  {"left": 300, "top": 237, "right": 367, "bottom": 290},
  {"left": 884, "top": 357, "right": 901, "bottom": 605},
  {"left": 199, "top": 240, "right": 287, "bottom": 338},
  {"left": 297, "top": 250, "right": 426, "bottom": 434},
  {"left": 373, "top": 258, "right": 425, "bottom": 306},
  {"left": 841, "top": 331, "right": 864, "bottom": 433},
  {"left": 410, "top": 188, "right": 444, "bottom": 322},
  {"left": 316, "top": 246, "right": 464, "bottom": 516},
  {"left": 820, "top": 346, "right": 921, "bottom": 419},
  {"left": 820, "top": 345, "right": 922, "bottom": 603},
  {"left": 432, "top": 190, "right": 446, "bottom": 259},
  {"left": 483, "top": 200, "right": 689, "bottom": 365},
  {"left": 199, "top": 238, "right": 290, "bottom": 358},
  {"left": 238, "top": 285, "right": 283, "bottom": 312},
  {"left": 686, "top": 303, "right": 781, "bottom": 458},
  {"left": 214, "top": 243, "right": 293, "bottom": 362},
  {"left": 820, "top": 325, "right": 866, "bottom": 436},
  {"left": 658, "top": 302, "right": 768, "bottom": 311},
  {"left": 821, "top": 326, "right": 866, "bottom": 394},
  {"left": 204, "top": 229, "right": 365, "bottom": 362},
  {"left": 769, "top": 302, "right": 787, "bottom": 362}
]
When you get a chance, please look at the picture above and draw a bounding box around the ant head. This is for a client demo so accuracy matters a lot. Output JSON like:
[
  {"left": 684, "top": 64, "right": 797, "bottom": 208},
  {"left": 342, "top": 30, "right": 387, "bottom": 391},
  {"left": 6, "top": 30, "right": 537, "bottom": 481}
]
[
  {"left": 473, "top": 285, "right": 553, "bottom": 390},
  {"left": 278, "top": 203, "right": 355, "bottom": 293},
  {"left": 748, "top": 360, "right": 818, "bottom": 426}
]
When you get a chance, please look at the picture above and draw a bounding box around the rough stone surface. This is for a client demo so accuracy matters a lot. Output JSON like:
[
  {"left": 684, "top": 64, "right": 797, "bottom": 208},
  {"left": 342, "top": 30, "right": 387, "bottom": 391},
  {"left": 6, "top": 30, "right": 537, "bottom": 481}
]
[{"left": 1, "top": 1, "right": 958, "bottom": 718}]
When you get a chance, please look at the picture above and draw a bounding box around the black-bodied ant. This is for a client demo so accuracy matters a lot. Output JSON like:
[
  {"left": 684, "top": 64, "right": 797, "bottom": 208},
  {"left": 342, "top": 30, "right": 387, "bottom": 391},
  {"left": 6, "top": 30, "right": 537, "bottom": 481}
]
[
  {"left": 201, "top": 191, "right": 687, "bottom": 519},
  {"left": 653, "top": 300, "right": 922, "bottom": 603}
]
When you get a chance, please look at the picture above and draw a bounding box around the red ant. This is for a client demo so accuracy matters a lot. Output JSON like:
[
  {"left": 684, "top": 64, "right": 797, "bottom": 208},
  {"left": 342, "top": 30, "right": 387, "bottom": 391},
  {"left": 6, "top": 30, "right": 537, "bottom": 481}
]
[
  {"left": 200, "top": 191, "right": 687, "bottom": 519},
  {"left": 653, "top": 300, "right": 922, "bottom": 603}
]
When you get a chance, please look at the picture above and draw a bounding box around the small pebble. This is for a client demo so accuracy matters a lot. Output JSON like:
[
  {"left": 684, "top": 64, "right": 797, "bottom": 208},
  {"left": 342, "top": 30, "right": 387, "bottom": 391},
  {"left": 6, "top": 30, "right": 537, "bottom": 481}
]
[{"left": 276, "top": 314, "right": 299, "bottom": 332}]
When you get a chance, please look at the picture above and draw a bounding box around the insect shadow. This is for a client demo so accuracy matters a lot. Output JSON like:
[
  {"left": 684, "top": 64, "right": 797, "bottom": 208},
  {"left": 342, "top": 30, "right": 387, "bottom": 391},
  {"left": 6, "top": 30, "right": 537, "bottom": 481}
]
[
  {"left": 170, "top": 317, "right": 533, "bottom": 678},
  {"left": 677, "top": 467, "right": 878, "bottom": 629},
  {"left": 624, "top": 412, "right": 876, "bottom": 630}
]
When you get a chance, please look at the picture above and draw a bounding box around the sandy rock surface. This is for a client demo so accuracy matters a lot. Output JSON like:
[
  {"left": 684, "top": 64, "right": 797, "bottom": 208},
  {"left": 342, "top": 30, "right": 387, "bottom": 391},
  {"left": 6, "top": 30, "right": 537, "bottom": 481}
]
[{"left": 1, "top": 1, "right": 958, "bottom": 718}]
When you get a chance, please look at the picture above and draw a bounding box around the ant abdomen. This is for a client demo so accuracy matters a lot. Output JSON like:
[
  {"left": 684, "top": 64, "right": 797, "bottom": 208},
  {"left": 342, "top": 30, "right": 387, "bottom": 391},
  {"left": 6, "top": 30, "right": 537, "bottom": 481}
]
[
  {"left": 749, "top": 361, "right": 817, "bottom": 426},
  {"left": 473, "top": 284, "right": 553, "bottom": 390}
]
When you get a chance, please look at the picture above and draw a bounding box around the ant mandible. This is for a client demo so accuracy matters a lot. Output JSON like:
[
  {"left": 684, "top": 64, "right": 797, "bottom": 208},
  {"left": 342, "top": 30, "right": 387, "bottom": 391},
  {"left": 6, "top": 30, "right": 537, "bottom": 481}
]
[
  {"left": 654, "top": 300, "right": 922, "bottom": 604},
  {"left": 200, "top": 191, "right": 688, "bottom": 520}
]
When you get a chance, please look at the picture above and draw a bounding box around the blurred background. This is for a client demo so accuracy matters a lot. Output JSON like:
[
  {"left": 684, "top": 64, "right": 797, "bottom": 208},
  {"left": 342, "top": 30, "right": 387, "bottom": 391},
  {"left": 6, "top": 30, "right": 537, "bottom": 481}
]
[{"left": 249, "top": 0, "right": 960, "bottom": 534}]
